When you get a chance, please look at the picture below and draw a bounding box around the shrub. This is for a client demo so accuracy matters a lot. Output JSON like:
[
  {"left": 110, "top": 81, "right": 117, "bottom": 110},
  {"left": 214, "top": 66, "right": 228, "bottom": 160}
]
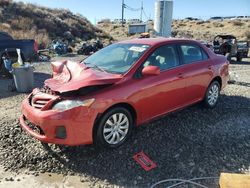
[
  {"left": 213, "top": 22, "right": 224, "bottom": 27},
  {"left": 245, "top": 31, "right": 250, "bottom": 40},
  {"left": 171, "top": 30, "right": 178, "bottom": 37},
  {"left": 196, "top": 21, "right": 205, "bottom": 25},
  {"left": 179, "top": 23, "right": 187, "bottom": 27},
  {"left": 232, "top": 20, "right": 244, "bottom": 26},
  {"left": 112, "top": 25, "right": 119, "bottom": 29}
]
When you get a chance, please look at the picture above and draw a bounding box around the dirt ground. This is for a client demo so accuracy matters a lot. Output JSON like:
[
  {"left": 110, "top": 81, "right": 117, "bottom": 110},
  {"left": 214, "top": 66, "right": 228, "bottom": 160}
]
[{"left": 0, "top": 55, "right": 249, "bottom": 188}]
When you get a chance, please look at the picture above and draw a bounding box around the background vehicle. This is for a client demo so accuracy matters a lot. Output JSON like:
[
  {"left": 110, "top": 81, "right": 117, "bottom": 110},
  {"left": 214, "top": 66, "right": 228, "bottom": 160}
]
[
  {"left": 20, "top": 38, "right": 229, "bottom": 148},
  {"left": 77, "top": 40, "right": 104, "bottom": 55},
  {"left": 237, "top": 41, "right": 249, "bottom": 61},
  {"left": 213, "top": 35, "right": 245, "bottom": 61},
  {"left": 50, "top": 40, "right": 71, "bottom": 55},
  {"left": 0, "top": 32, "right": 38, "bottom": 76}
]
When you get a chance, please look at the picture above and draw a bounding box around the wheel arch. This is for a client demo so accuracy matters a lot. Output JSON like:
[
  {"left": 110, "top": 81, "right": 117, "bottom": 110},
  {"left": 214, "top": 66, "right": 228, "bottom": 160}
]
[
  {"left": 210, "top": 76, "right": 222, "bottom": 90},
  {"left": 92, "top": 102, "right": 137, "bottom": 141}
]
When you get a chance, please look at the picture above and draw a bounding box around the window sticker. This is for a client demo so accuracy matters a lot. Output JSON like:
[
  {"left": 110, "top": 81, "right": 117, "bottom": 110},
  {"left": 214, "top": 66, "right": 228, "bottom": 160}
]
[{"left": 129, "top": 46, "right": 147, "bottom": 52}]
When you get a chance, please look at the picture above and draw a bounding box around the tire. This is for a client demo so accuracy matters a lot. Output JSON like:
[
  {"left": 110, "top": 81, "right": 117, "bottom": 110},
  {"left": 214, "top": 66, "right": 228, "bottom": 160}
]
[
  {"left": 225, "top": 53, "right": 231, "bottom": 62},
  {"left": 203, "top": 81, "right": 220, "bottom": 108},
  {"left": 0, "top": 59, "right": 13, "bottom": 78},
  {"left": 236, "top": 54, "right": 242, "bottom": 62},
  {"left": 95, "top": 107, "right": 133, "bottom": 148}
]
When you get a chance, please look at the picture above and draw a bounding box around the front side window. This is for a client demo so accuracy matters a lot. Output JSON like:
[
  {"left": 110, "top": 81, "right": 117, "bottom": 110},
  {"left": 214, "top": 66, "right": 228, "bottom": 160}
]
[
  {"left": 82, "top": 43, "right": 150, "bottom": 74},
  {"left": 180, "top": 44, "right": 208, "bottom": 64},
  {"left": 143, "top": 45, "right": 179, "bottom": 71}
]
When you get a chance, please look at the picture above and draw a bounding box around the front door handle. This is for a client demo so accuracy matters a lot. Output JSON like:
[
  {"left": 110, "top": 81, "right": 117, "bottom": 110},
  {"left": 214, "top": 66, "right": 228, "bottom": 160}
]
[{"left": 178, "top": 73, "right": 183, "bottom": 78}]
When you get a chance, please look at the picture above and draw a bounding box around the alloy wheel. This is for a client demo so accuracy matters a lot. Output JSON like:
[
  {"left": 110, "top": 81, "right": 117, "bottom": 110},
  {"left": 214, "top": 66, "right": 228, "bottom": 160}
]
[
  {"left": 207, "top": 84, "right": 219, "bottom": 106},
  {"left": 103, "top": 113, "right": 129, "bottom": 145}
]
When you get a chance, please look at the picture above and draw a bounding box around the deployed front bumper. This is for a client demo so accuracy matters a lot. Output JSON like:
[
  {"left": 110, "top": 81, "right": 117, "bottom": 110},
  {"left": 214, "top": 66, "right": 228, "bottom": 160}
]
[{"left": 20, "top": 96, "right": 97, "bottom": 146}]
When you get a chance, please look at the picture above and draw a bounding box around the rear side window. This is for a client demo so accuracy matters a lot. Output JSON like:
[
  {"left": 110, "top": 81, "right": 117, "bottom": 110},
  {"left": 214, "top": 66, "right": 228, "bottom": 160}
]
[{"left": 180, "top": 44, "right": 208, "bottom": 64}]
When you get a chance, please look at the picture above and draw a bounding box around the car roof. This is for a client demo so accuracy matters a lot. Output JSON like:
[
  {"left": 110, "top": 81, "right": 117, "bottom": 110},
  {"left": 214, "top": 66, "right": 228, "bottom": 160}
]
[{"left": 118, "top": 37, "right": 200, "bottom": 46}]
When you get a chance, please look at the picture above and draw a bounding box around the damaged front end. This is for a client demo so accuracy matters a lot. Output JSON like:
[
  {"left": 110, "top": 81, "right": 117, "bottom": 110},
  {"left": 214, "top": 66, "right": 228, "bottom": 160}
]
[
  {"left": 19, "top": 60, "right": 122, "bottom": 145},
  {"left": 27, "top": 59, "right": 121, "bottom": 109}
]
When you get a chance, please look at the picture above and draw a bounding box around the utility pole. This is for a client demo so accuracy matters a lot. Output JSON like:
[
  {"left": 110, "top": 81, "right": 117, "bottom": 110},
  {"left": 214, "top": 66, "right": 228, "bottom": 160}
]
[
  {"left": 140, "top": 1, "right": 143, "bottom": 22},
  {"left": 122, "top": 0, "right": 125, "bottom": 26}
]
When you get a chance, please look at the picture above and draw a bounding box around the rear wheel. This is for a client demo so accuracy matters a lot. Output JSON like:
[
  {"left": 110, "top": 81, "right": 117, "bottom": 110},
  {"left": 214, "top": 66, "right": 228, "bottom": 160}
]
[
  {"left": 95, "top": 107, "right": 133, "bottom": 148},
  {"left": 204, "top": 81, "right": 220, "bottom": 108}
]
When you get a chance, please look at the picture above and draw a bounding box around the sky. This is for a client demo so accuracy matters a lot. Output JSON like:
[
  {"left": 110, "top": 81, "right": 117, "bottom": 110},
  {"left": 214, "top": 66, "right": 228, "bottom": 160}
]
[{"left": 14, "top": 0, "right": 250, "bottom": 24}]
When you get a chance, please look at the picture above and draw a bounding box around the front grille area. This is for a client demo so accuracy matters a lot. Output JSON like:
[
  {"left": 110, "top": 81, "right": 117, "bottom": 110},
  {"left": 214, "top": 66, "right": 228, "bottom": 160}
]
[
  {"left": 31, "top": 98, "right": 50, "bottom": 109},
  {"left": 24, "top": 116, "right": 45, "bottom": 136},
  {"left": 29, "top": 91, "right": 56, "bottom": 110}
]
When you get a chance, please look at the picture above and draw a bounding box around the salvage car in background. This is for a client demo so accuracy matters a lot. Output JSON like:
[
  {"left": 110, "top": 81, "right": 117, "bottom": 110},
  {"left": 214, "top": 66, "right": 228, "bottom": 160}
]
[
  {"left": 20, "top": 38, "right": 229, "bottom": 148},
  {"left": 237, "top": 41, "right": 249, "bottom": 61},
  {"left": 213, "top": 35, "right": 246, "bottom": 61},
  {"left": 0, "top": 32, "right": 38, "bottom": 77}
]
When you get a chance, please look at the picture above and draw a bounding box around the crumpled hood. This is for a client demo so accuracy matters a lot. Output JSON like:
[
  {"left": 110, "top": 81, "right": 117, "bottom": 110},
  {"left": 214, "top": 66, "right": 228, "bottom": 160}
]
[{"left": 45, "top": 61, "right": 122, "bottom": 93}]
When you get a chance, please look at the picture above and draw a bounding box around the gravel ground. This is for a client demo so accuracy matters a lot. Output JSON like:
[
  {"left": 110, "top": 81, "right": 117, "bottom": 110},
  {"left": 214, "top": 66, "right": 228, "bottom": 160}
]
[{"left": 0, "top": 56, "right": 249, "bottom": 188}]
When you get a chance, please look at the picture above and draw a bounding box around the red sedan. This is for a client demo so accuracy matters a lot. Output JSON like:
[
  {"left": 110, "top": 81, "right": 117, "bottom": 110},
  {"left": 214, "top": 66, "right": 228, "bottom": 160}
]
[{"left": 20, "top": 38, "right": 229, "bottom": 148}]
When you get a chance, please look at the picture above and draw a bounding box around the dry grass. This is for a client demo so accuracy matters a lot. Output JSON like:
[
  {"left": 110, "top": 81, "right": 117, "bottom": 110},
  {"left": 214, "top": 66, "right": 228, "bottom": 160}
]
[
  {"left": 171, "top": 19, "right": 250, "bottom": 41},
  {"left": 245, "top": 31, "right": 250, "bottom": 40},
  {"left": 99, "top": 19, "right": 250, "bottom": 42}
]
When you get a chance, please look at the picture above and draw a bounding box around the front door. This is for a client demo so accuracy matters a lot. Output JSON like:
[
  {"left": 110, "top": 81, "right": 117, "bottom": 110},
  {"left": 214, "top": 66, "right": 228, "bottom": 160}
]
[{"left": 130, "top": 44, "right": 187, "bottom": 123}]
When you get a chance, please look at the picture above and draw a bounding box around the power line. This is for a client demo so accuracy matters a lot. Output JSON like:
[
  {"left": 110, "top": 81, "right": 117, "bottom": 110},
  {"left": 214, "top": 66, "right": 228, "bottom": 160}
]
[
  {"left": 143, "top": 9, "right": 149, "bottom": 20},
  {"left": 124, "top": 4, "right": 141, "bottom": 11},
  {"left": 121, "top": 0, "right": 149, "bottom": 24}
]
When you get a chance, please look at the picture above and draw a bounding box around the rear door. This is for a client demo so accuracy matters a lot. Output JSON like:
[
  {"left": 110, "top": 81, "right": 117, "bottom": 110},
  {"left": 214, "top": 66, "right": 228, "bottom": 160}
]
[{"left": 178, "top": 43, "right": 214, "bottom": 104}]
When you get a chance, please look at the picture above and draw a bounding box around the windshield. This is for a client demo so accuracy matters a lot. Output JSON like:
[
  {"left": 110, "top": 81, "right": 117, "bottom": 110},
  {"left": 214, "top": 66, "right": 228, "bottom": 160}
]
[
  {"left": 82, "top": 43, "right": 150, "bottom": 74},
  {"left": 237, "top": 42, "right": 248, "bottom": 48}
]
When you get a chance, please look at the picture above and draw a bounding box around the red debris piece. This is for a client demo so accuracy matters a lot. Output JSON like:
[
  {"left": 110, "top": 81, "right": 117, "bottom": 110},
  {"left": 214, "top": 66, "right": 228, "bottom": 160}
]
[{"left": 133, "top": 151, "right": 157, "bottom": 171}]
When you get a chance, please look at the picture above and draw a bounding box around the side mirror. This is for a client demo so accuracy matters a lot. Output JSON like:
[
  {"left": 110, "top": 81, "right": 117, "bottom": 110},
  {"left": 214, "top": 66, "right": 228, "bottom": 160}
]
[{"left": 142, "top": 66, "right": 160, "bottom": 76}]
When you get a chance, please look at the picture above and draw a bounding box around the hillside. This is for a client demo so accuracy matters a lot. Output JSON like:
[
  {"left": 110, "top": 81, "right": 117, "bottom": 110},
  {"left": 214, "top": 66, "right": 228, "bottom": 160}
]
[
  {"left": 98, "top": 19, "right": 250, "bottom": 42},
  {"left": 0, "top": 0, "right": 113, "bottom": 46},
  {"left": 172, "top": 19, "right": 250, "bottom": 41}
]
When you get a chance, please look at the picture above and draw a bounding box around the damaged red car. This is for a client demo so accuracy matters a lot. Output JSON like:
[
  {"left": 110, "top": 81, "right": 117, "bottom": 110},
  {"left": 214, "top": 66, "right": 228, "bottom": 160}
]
[{"left": 20, "top": 38, "right": 229, "bottom": 148}]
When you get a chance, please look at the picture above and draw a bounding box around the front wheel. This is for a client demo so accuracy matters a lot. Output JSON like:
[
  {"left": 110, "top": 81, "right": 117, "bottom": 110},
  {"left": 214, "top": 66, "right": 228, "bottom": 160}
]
[
  {"left": 203, "top": 81, "right": 220, "bottom": 108},
  {"left": 225, "top": 53, "right": 231, "bottom": 62},
  {"left": 95, "top": 107, "right": 133, "bottom": 148}
]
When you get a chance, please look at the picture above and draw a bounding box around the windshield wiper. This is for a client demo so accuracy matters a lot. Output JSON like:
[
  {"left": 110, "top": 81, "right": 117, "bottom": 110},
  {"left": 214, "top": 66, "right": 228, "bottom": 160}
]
[{"left": 83, "top": 62, "right": 106, "bottom": 72}]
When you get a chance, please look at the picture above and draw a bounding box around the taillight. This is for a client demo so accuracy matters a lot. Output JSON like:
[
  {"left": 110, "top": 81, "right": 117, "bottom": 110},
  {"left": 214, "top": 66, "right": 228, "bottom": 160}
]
[{"left": 34, "top": 41, "right": 39, "bottom": 53}]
